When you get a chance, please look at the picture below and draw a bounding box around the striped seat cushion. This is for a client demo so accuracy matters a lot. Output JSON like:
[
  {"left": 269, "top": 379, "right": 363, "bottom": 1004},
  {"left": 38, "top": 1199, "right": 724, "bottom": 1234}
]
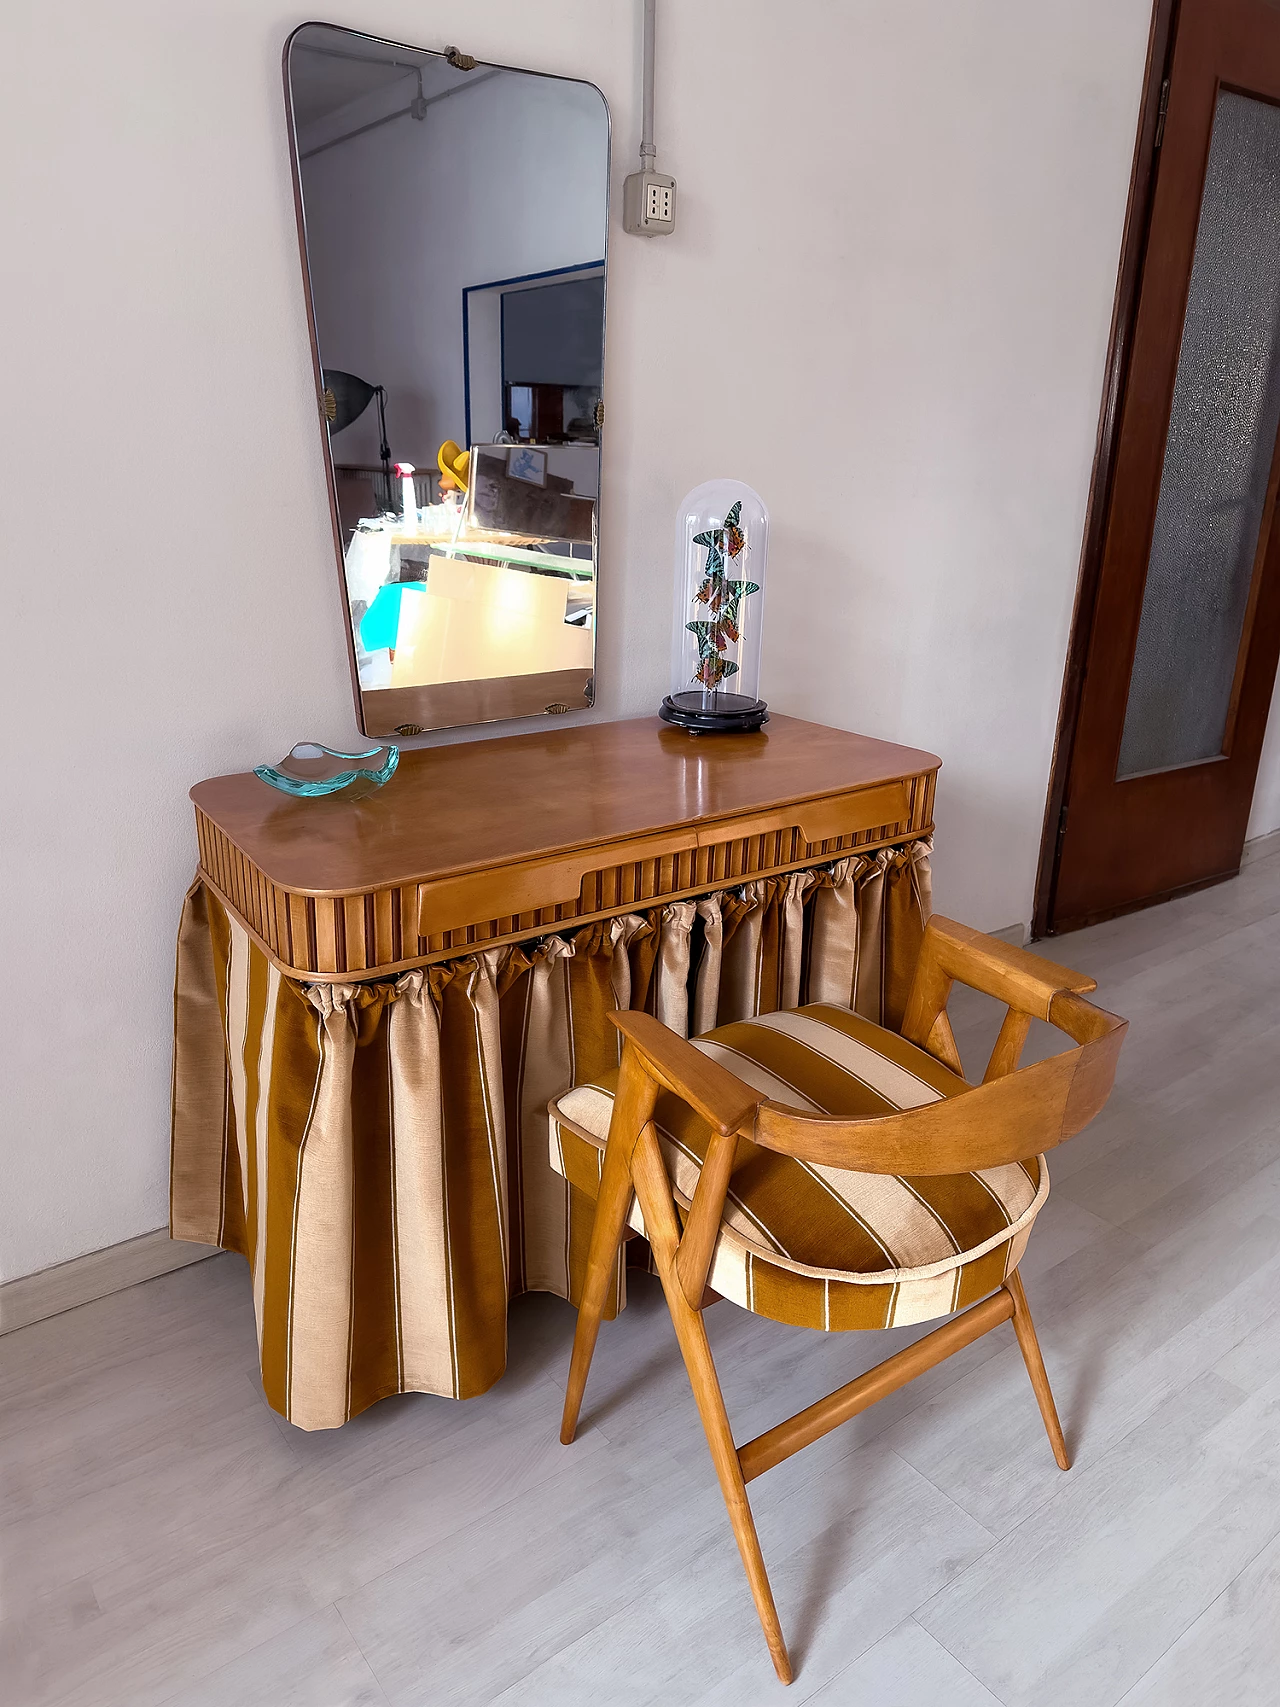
[{"left": 549, "top": 1003, "right": 1048, "bottom": 1332}]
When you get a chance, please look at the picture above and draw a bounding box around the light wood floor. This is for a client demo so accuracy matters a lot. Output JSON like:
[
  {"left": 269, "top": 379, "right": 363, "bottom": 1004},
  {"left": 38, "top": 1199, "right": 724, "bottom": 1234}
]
[{"left": 6, "top": 851, "right": 1280, "bottom": 1706}]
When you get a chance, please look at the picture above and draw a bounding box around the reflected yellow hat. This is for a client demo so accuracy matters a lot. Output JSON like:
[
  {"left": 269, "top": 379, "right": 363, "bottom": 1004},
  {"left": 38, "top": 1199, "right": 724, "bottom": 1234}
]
[{"left": 437, "top": 440, "right": 470, "bottom": 491}]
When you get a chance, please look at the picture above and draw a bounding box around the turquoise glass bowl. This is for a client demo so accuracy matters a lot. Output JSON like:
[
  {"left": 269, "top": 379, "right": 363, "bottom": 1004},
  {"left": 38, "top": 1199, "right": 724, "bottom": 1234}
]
[{"left": 254, "top": 742, "right": 400, "bottom": 797}]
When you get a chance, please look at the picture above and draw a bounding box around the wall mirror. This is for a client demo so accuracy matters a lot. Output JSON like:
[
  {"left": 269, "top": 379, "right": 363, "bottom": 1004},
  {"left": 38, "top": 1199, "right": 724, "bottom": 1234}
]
[{"left": 285, "top": 23, "right": 609, "bottom": 737}]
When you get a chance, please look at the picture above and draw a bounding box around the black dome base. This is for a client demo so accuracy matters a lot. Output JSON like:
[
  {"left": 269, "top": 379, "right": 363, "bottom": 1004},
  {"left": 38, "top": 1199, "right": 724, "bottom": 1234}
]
[{"left": 659, "top": 691, "right": 770, "bottom": 734}]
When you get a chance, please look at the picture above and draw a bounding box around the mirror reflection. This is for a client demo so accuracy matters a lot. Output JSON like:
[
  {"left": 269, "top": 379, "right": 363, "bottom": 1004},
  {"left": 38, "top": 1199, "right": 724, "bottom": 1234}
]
[{"left": 286, "top": 23, "right": 609, "bottom": 735}]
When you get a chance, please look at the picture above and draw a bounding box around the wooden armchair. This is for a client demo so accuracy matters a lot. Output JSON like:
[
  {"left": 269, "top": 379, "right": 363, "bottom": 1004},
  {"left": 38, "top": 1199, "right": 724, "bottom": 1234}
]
[{"left": 549, "top": 916, "right": 1127, "bottom": 1684}]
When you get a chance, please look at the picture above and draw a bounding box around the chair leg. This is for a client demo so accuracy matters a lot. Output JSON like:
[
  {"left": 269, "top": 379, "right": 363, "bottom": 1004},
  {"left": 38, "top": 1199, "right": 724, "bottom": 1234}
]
[
  {"left": 560, "top": 1132, "right": 636, "bottom": 1445},
  {"left": 632, "top": 1127, "right": 793, "bottom": 1685},
  {"left": 1006, "top": 1269, "right": 1070, "bottom": 1470}
]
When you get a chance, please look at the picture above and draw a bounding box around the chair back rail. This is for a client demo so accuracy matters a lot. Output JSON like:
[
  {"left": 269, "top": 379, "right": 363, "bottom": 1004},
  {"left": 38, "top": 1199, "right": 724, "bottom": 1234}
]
[{"left": 753, "top": 1015, "right": 1125, "bottom": 1175}]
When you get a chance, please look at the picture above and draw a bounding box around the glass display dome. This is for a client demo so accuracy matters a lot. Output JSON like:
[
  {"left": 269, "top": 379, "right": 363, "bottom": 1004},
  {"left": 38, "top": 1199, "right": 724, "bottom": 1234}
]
[{"left": 660, "top": 479, "right": 769, "bottom": 732}]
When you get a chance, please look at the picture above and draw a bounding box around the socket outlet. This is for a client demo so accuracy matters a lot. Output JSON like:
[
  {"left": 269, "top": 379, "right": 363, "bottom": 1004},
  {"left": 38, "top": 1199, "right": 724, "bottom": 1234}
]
[
  {"left": 623, "top": 169, "right": 676, "bottom": 237},
  {"left": 645, "top": 180, "right": 672, "bottom": 223}
]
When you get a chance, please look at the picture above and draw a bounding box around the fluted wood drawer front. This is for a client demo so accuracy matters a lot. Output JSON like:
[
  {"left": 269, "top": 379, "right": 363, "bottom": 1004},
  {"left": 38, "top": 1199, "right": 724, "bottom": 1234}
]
[
  {"left": 418, "top": 827, "right": 700, "bottom": 938},
  {"left": 417, "top": 782, "right": 912, "bottom": 939},
  {"left": 698, "top": 781, "right": 910, "bottom": 851}
]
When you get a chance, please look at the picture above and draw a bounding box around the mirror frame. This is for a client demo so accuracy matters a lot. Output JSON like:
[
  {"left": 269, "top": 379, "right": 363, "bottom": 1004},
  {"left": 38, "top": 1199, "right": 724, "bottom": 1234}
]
[{"left": 282, "top": 22, "right": 610, "bottom": 738}]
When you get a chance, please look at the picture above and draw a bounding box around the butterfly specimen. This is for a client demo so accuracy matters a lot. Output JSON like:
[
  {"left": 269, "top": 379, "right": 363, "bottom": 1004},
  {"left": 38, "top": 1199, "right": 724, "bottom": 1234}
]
[
  {"left": 687, "top": 501, "right": 758, "bottom": 695},
  {"left": 722, "top": 502, "right": 746, "bottom": 560},
  {"left": 687, "top": 621, "right": 741, "bottom": 690},
  {"left": 695, "top": 575, "right": 759, "bottom": 620},
  {"left": 693, "top": 501, "right": 745, "bottom": 558}
]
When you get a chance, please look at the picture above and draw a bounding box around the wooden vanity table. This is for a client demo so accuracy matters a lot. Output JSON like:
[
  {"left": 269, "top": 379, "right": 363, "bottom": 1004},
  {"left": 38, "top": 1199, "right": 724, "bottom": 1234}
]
[
  {"left": 173, "top": 716, "right": 940, "bottom": 1428},
  {"left": 258, "top": 26, "right": 946, "bottom": 1431}
]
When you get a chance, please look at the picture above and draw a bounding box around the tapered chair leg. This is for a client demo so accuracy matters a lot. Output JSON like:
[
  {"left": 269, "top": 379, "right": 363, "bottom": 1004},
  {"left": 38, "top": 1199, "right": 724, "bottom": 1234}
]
[
  {"left": 1006, "top": 1269, "right": 1071, "bottom": 1470},
  {"left": 560, "top": 1133, "right": 637, "bottom": 1445},
  {"left": 632, "top": 1127, "right": 793, "bottom": 1685}
]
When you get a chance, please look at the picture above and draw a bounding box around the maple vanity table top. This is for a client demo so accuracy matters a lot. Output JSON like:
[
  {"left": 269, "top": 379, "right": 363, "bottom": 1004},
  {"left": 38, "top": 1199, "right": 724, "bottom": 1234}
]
[{"left": 190, "top": 715, "right": 940, "bottom": 982}]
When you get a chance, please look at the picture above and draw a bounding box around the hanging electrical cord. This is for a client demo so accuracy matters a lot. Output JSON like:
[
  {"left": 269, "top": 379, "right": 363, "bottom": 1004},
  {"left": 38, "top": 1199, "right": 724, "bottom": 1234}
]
[
  {"left": 640, "top": 0, "right": 656, "bottom": 171},
  {"left": 623, "top": 0, "right": 676, "bottom": 235}
]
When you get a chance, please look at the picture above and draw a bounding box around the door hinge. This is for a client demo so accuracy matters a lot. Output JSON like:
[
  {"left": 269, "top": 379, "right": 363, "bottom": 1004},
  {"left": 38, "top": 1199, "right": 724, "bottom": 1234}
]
[
  {"left": 1154, "top": 79, "right": 1170, "bottom": 150},
  {"left": 1057, "top": 801, "right": 1069, "bottom": 840}
]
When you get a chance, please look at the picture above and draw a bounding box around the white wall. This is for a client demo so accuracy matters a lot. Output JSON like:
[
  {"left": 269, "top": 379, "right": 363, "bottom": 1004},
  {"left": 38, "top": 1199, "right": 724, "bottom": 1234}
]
[
  {"left": 1248, "top": 680, "right": 1280, "bottom": 841},
  {"left": 298, "top": 63, "right": 608, "bottom": 465},
  {"left": 4, "top": 0, "right": 1277, "bottom": 1283}
]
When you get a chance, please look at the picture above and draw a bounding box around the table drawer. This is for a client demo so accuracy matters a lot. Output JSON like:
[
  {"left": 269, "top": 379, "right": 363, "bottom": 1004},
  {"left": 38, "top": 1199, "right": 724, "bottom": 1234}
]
[
  {"left": 418, "top": 828, "right": 699, "bottom": 939},
  {"left": 697, "top": 781, "right": 910, "bottom": 853},
  {"left": 418, "top": 780, "right": 915, "bottom": 940}
]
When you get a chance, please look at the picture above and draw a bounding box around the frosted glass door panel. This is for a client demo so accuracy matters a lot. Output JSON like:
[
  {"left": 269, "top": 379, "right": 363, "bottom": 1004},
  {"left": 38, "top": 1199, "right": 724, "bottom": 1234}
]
[{"left": 1117, "top": 90, "right": 1280, "bottom": 779}]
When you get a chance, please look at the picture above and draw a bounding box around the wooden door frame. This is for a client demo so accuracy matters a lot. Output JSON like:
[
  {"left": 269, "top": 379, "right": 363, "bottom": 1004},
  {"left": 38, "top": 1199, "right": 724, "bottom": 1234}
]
[{"left": 1032, "top": 0, "right": 1181, "bottom": 938}]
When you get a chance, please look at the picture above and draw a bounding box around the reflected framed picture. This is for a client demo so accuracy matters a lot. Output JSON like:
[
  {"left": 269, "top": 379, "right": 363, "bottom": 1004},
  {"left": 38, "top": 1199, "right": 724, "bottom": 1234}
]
[
  {"left": 508, "top": 445, "right": 547, "bottom": 485},
  {"left": 468, "top": 447, "right": 580, "bottom": 538}
]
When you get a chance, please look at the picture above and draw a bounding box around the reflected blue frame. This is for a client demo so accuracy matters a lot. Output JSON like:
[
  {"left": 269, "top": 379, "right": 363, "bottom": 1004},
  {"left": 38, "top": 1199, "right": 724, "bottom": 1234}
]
[{"left": 462, "top": 259, "right": 605, "bottom": 447}]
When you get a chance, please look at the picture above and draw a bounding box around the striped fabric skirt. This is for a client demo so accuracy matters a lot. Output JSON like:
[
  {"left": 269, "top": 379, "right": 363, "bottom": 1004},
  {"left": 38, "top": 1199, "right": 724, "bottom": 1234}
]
[{"left": 170, "top": 841, "right": 931, "bottom": 1428}]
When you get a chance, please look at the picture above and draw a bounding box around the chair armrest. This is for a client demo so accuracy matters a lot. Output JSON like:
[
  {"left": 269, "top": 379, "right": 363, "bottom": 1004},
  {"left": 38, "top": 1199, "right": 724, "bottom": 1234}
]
[
  {"left": 610, "top": 1011, "right": 762, "bottom": 1311},
  {"left": 917, "top": 917, "right": 1096, "bottom": 1017},
  {"left": 901, "top": 916, "right": 1098, "bottom": 1076},
  {"left": 610, "top": 1011, "right": 760, "bottom": 1136}
]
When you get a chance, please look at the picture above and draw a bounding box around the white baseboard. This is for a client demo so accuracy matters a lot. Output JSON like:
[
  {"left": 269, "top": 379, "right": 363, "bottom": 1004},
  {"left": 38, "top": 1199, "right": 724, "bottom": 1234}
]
[
  {"left": 994, "top": 829, "right": 1276, "bottom": 949},
  {"left": 989, "top": 922, "right": 1029, "bottom": 947},
  {"left": 0, "top": 1229, "right": 221, "bottom": 1336},
  {"left": 1243, "top": 826, "right": 1280, "bottom": 867}
]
